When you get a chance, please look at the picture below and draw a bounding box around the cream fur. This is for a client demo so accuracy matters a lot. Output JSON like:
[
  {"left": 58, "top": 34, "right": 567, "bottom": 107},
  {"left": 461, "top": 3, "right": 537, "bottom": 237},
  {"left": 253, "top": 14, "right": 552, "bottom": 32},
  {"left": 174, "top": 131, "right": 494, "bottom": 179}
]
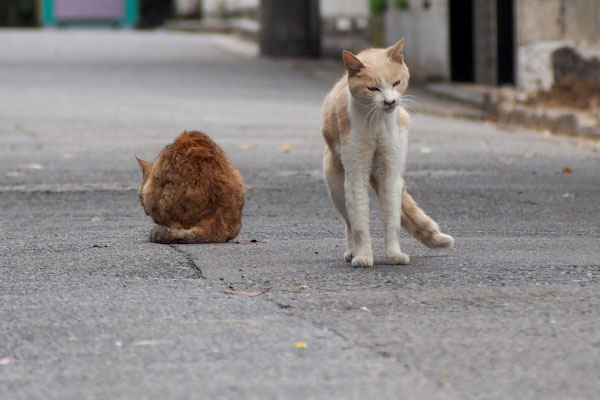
[{"left": 322, "top": 40, "right": 453, "bottom": 267}]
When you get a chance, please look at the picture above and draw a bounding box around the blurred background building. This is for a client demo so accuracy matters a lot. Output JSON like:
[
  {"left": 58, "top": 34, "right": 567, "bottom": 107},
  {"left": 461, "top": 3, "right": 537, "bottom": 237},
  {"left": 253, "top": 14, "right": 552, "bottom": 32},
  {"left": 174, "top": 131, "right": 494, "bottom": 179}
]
[
  {"left": 385, "top": 0, "right": 600, "bottom": 94},
  {"left": 1, "top": 0, "right": 599, "bottom": 95}
]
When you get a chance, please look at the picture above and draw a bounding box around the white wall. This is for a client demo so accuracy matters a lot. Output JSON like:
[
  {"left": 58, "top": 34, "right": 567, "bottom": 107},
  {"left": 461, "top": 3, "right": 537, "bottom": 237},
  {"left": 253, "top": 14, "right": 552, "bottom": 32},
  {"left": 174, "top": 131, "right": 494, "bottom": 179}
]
[
  {"left": 384, "top": 0, "right": 450, "bottom": 81},
  {"left": 196, "top": 0, "right": 368, "bottom": 18},
  {"left": 321, "top": 0, "right": 368, "bottom": 18},
  {"left": 201, "top": 0, "right": 259, "bottom": 16}
]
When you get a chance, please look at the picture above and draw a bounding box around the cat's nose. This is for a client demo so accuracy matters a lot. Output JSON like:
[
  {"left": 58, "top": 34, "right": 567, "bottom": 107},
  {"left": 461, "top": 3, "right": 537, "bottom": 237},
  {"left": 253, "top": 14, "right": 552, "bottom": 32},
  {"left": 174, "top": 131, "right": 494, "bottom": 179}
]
[{"left": 384, "top": 99, "right": 396, "bottom": 106}]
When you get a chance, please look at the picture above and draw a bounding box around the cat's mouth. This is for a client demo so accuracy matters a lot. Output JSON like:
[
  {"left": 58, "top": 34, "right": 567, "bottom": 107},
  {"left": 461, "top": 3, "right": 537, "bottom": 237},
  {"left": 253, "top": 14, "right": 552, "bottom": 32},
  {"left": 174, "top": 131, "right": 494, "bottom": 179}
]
[{"left": 383, "top": 105, "right": 397, "bottom": 113}]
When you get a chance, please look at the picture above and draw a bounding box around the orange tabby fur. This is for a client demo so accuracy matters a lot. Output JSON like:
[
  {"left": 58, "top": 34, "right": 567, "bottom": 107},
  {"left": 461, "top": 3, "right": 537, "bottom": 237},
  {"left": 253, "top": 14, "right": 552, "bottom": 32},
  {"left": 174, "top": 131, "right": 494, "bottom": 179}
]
[{"left": 137, "top": 131, "right": 245, "bottom": 244}]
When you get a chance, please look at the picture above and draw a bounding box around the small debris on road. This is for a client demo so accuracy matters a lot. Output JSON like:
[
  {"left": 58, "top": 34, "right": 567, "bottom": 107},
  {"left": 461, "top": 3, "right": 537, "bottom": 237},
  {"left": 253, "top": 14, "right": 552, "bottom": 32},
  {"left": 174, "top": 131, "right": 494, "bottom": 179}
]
[
  {"left": 0, "top": 356, "right": 13, "bottom": 365},
  {"left": 24, "top": 163, "right": 43, "bottom": 170},
  {"left": 134, "top": 340, "right": 172, "bottom": 346},
  {"left": 223, "top": 289, "right": 268, "bottom": 296}
]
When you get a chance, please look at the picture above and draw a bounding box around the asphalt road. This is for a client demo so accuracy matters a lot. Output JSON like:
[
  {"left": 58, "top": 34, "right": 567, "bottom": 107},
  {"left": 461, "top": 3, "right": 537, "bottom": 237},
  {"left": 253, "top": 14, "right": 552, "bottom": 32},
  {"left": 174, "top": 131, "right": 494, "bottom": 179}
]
[{"left": 1, "top": 30, "right": 599, "bottom": 399}]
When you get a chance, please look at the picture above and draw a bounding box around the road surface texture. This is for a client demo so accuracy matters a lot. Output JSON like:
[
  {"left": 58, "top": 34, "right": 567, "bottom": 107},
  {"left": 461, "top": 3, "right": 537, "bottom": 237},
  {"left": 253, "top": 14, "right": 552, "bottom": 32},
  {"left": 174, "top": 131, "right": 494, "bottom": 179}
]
[{"left": 1, "top": 30, "right": 599, "bottom": 399}]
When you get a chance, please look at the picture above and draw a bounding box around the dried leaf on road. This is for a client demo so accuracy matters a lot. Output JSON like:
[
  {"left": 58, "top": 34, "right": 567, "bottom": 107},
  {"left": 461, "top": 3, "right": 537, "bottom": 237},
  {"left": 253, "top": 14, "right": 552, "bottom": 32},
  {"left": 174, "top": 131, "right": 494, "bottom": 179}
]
[
  {"left": 562, "top": 166, "right": 573, "bottom": 174},
  {"left": 295, "top": 342, "right": 308, "bottom": 349},
  {"left": 24, "top": 163, "right": 43, "bottom": 170},
  {"left": 500, "top": 158, "right": 516, "bottom": 165},
  {"left": 223, "top": 289, "right": 268, "bottom": 296},
  {"left": 280, "top": 144, "right": 292, "bottom": 152}
]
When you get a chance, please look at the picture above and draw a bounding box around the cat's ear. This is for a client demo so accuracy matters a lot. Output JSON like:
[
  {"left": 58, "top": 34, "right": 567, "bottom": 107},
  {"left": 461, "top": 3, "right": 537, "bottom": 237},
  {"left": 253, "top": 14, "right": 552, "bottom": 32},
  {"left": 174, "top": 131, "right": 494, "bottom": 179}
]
[
  {"left": 386, "top": 39, "right": 405, "bottom": 64},
  {"left": 343, "top": 51, "right": 365, "bottom": 76},
  {"left": 136, "top": 156, "right": 151, "bottom": 176}
]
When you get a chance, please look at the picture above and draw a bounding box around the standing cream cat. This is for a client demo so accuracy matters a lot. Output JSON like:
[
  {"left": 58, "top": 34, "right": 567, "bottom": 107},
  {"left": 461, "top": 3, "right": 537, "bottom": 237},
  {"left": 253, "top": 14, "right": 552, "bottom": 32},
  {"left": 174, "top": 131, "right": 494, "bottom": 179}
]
[{"left": 322, "top": 39, "right": 454, "bottom": 267}]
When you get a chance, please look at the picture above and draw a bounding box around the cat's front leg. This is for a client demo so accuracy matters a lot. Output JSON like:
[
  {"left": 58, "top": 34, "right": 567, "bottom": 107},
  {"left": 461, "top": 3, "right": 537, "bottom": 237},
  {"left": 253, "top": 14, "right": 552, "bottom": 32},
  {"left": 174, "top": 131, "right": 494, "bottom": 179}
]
[
  {"left": 343, "top": 144, "right": 375, "bottom": 268},
  {"left": 373, "top": 155, "right": 410, "bottom": 265}
]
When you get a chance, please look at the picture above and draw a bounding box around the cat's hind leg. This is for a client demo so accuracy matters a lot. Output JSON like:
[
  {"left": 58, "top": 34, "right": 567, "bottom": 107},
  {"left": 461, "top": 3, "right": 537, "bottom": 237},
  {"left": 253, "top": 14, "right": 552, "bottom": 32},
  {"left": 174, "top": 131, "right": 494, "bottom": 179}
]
[
  {"left": 149, "top": 217, "right": 232, "bottom": 244},
  {"left": 401, "top": 191, "right": 454, "bottom": 248},
  {"left": 324, "top": 148, "right": 355, "bottom": 262}
]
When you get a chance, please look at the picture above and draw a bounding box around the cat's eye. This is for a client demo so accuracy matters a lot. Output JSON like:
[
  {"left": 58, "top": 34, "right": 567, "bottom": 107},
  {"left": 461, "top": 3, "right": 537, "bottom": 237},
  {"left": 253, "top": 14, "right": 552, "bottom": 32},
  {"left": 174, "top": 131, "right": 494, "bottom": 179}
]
[
  {"left": 393, "top": 80, "right": 402, "bottom": 87},
  {"left": 367, "top": 86, "right": 379, "bottom": 92}
]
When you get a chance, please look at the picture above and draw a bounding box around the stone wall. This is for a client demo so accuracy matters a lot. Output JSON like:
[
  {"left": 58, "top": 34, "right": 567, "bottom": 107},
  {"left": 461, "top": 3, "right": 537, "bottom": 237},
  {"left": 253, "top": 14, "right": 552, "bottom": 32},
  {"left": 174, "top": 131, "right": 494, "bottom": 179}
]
[{"left": 516, "top": 0, "right": 600, "bottom": 92}]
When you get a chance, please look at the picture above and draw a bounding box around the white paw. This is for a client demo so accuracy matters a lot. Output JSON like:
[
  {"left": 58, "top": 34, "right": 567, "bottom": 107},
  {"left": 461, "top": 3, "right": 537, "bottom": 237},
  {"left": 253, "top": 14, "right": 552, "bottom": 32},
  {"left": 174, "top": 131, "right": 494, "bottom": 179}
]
[
  {"left": 344, "top": 249, "right": 354, "bottom": 262},
  {"left": 351, "top": 255, "right": 374, "bottom": 268},
  {"left": 387, "top": 251, "right": 410, "bottom": 265}
]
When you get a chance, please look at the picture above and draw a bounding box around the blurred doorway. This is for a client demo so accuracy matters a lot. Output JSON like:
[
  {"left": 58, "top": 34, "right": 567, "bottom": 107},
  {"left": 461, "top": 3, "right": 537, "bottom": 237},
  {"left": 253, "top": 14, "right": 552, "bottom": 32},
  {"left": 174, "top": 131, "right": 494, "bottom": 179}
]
[
  {"left": 449, "top": 0, "right": 474, "bottom": 82},
  {"left": 449, "top": 0, "right": 515, "bottom": 85}
]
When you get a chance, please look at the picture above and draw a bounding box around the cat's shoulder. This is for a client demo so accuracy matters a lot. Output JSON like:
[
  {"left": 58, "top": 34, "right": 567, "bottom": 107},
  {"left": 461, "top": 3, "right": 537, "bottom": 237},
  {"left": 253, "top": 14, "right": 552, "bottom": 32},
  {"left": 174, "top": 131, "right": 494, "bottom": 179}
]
[{"left": 323, "top": 76, "right": 348, "bottom": 105}]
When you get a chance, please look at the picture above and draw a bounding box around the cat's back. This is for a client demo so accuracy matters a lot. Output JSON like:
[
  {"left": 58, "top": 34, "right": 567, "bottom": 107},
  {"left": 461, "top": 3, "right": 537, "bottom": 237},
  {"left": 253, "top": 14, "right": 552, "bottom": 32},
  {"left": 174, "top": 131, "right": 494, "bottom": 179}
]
[
  {"left": 151, "top": 131, "right": 244, "bottom": 197},
  {"left": 161, "top": 131, "right": 217, "bottom": 165},
  {"left": 322, "top": 76, "right": 350, "bottom": 148},
  {"left": 155, "top": 132, "right": 226, "bottom": 179}
]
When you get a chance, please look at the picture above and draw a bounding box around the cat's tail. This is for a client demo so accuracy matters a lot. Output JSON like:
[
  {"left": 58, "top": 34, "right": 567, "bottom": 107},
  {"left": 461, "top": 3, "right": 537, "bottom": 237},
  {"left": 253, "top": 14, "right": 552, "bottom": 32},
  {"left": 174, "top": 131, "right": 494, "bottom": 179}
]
[
  {"left": 149, "top": 218, "right": 240, "bottom": 244},
  {"left": 401, "top": 190, "right": 454, "bottom": 249}
]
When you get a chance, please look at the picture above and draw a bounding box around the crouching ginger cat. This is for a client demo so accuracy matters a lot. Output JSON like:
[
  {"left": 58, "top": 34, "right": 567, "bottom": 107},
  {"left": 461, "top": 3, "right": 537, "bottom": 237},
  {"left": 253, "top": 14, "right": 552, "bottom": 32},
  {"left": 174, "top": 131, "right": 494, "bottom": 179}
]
[
  {"left": 137, "top": 131, "right": 245, "bottom": 244},
  {"left": 322, "top": 39, "right": 454, "bottom": 267}
]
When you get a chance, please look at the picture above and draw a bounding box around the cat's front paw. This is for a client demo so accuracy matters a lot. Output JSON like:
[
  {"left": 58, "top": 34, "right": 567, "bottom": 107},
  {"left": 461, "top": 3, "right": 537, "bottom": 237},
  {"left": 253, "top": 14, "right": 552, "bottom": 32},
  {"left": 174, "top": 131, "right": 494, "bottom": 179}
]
[
  {"left": 344, "top": 249, "right": 354, "bottom": 262},
  {"left": 351, "top": 255, "right": 374, "bottom": 268},
  {"left": 387, "top": 251, "right": 410, "bottom": 265}
]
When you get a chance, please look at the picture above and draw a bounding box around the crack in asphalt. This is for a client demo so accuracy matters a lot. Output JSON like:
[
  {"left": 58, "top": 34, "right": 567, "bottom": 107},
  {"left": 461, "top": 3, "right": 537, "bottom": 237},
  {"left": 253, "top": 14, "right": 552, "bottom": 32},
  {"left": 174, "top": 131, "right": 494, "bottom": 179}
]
[{"left": 169, "top": 244, "right": 206, "bottom": 279}]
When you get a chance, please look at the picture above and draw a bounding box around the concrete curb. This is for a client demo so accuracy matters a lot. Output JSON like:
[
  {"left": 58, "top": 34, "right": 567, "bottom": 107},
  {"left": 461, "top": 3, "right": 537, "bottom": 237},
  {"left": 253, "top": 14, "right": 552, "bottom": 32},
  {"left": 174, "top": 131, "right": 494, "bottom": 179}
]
[
  {"left": 426, "top": 83, "right": 600, "bottom": 139},
  {"left": 494, "top": 100, "right": 600, "bottom": 139}
]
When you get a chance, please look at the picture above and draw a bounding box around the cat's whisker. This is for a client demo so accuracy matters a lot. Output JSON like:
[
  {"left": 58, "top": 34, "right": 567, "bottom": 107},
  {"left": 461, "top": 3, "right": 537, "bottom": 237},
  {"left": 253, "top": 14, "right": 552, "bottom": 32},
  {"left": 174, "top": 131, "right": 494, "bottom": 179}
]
[
  {"left": 357, "top": 102, "right": 376, "bottom": 111},
  {"left": 367, "top": 105, "right": 380, "bottom": 130},
  {"left": 400, "top": 97, "right": 421, "bottom": 105},
  {"left": 400, "top": 105, "right": 417, "bottom": 114},
  {"left": 400, "top": 96, "right": 421, "bottom": 106},
  {"left": 400, "top": 99, "right": 418, "bottom": 108},
  {"left": 362, "top": 103, "right": 379, "bottom": 130},
  {"left": 398, "top": 98, "right": 420, "bottom": 114}
]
